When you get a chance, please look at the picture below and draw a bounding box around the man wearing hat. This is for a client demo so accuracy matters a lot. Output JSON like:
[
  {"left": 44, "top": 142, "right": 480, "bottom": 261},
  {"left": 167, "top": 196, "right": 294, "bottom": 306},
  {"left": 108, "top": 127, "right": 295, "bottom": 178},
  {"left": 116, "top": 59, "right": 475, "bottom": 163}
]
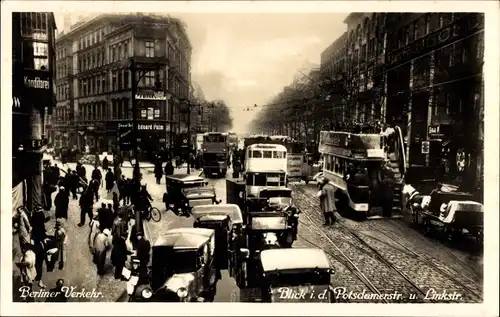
[
  {"left": 54, "top": 187, "right": 69, "bottom": 220},
  {"left": 317, "top": 177, "right": 337, "bottom": 225},
  {"left": 54, "top": 219, "right": 67, "bottom": 270},
  {"left": 135, "top": 231, "right": 151, "bottom": 274}
]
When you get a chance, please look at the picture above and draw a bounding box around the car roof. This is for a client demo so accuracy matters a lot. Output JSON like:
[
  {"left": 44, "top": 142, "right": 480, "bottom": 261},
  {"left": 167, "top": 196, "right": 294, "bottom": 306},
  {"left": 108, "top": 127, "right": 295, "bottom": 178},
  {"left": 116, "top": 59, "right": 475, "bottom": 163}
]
[
  {"left": 153, "top": 228, "right": 214, "bottom": 249},
  {"left": 260, "top": 187, "right": 291, "bottom": 192},
  {"left": 167, "top": 174, "right": 205, "bottom": 182},
  {"left": 260, "top": 248, "right": 330, "bottom": 272},
  {"left": 191, "top": 204, "right": 243, "bottom": 223}
]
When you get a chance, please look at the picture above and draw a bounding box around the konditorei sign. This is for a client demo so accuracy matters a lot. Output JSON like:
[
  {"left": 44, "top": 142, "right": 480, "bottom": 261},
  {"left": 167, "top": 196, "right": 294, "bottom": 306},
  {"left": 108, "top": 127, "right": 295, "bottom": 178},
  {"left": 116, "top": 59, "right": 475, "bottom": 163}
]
[{"left": 24, "top": 76, "right": 50, "bottom": 90}]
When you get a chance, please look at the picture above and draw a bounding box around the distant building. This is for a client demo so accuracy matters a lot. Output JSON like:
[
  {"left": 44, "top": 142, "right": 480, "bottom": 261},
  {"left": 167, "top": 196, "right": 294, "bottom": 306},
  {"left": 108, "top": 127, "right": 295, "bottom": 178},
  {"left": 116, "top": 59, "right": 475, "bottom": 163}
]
[{"left": 52, "top": 13, "right": 192, "bottom": 158}]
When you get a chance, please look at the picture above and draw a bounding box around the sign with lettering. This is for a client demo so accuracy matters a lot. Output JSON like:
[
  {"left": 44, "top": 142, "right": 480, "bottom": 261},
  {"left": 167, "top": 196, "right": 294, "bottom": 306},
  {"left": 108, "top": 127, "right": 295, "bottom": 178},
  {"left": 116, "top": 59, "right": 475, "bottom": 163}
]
[
  {"left": 24, "top": 76, "right": 50, "bottom": 89},
  {"left": 135, "top": 93, "right": 167, "bottom": 101},
  {"left": 137, "top": 123, "right": 165, "bottom": 131},
  {"left": 387, "top": 14, "right": 484, "bottom": 66}
]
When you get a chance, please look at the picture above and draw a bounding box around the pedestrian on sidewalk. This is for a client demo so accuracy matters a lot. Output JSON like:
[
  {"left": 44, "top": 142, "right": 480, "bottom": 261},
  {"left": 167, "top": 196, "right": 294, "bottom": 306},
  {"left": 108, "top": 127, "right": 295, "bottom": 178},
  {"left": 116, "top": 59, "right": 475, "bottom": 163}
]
[
  {"left": 88, "top": 211, "right": 100, "bottom": 252},
  {"left": 30, "top": 206, "right": 48, "bottom": 289},
  {"left": 13, "top": 206, "right": 32, "bottom": 251},
  {"left": 93, "top": 229, "right": 111, "bottom": 275},
  {"left": 54, "top": 219, "right": 67, "bottom": 270},
  {"left": 91, "top": 165, "right": 103, "bottom": 189},
  {"left": 76, "top": 162, "right": 87, "bottom": 184},
  {"left": 317, "top": 178, "right": 336, "bottom": 226},
  {"left": 54, "top": 187, "right": 69, "bottom": 220},
  {"left": 154, "top": 159, "right": 163, "bottom": 184},
  {"left": 102, "top": 156, "right": 109, "bottom": 171},
  {"left": 112, "top": 192, "right": 120, "bottom": 216},
  {"left": 97, "top": 203, "right": 112, "bottom": 231},
  {"left": 114, "top": 163, "right": 122, "bottom": 183},
  {"left": 112, "top": 211, "right": 128, "bottom": 246},
  {"left": 89, "top": 178, "right": 100, "bottom": 202},
  {"left": 111, "top": 233, "right": 128, "bottom": 279},
  {"left": 78, "top": 190, "right": 94, "bottom": 227},
  {"left": 136, "top": 232, "right": 151, "bottom": 272},
  {"left": 15, "top": 242, "right": 37, "bottom": 302},
  {"left": 105, "top": 168, "right": 115, "bottom": 193},
  {"left": 69, "top": 171, "right": 79, "bottom": 199}
]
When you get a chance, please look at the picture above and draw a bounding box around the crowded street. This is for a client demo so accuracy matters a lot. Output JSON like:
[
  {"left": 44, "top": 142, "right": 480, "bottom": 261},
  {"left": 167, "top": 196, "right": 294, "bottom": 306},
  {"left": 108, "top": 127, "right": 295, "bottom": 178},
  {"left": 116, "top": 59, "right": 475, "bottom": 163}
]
[{"left": 9, "top": 10, "right": 489, "bottom": 307}]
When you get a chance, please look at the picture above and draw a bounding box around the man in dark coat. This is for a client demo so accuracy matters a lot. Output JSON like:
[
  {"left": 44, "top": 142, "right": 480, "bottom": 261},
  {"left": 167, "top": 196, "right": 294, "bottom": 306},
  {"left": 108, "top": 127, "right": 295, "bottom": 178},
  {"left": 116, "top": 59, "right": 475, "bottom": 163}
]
[
  {"left": 164, "top": 161, "right": 174, "bottom": 184},
  {"left": 89, "top": 178, "right": 100, "bottom": 202},
  {"left": 30, "top": 205, "right": 48, "bottom": 288},
  {"left": 111, "top": 234, "right": 128, "bottom": 279},
  {"left": 105, "top": 168, "right": 115, "bottom": 193},
  {"left": 154, "top": 160, "right": 163, "bottom": 184},
  {"left": 78, "top": 190, "right": 94, "bottom": 227},
  {"left": 97, "top": 203, "right": 112, "bottom": 231},
  {"left": 112, "top": 211, "right": 128, "bottom": 246},
  {"left": 76, "top": 162, "right": 87, "bottom": 183},
  {"left": 102, "top": 157, "right": 109, "bottom": 170},
  {"left": 136, "top": 232, "right": 151, "bottom": 271},
  {"left": 54, "top": 187, "right": 69, "bottom": 220},
  {"left": 52, "top": 164, "right": 61, "bottom": 182},
  {"left": 117, "top": 175, "right": 127, "bottom": 203}
]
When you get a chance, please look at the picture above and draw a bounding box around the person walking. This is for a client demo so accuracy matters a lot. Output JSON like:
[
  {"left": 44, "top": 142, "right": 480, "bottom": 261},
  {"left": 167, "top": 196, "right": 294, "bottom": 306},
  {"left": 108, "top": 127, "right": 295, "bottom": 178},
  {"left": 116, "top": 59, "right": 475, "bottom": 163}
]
[
  {"left": 15, "top": 242, "right": 37, "bottom": 302},
  {"left": 114, "top": 163, "right": 122, "bottom": 183},
  {"left": 102, "top": 156, "right": 109, "bottom": 171},
  {"left": 69, "top": 170, "right": 79, "bottom": 199},
  {"left": 164, "top": 160, "right": 174, "bottom": 183},
  {"left": 112, "top": 211, "right": 128, "bottom": 246},
  {"left": 13, "top": 206, "right": 32, "bottom": 250},
  {"left": 78, "top": 189, "right": 94, "bottom": 227},
  {"left": 93, "top": 229, "right": 111, "bottom": 275},
  {"left": 317, "top": 178, "right": 337, "bottom": 226},
  {"left": 88, "top": 211, "right": 100, "bottom": 252},
  {"left": 91, "top": 165, "right": 103, "bottom": 189},
  {"left": 54, "top": 219, "right": 67, "bottom": 270},
  {"left": 135, "top": 232, "right": 151, "bottom": 272},
  {"left": 97, "top": 203, "right": 112, "bottom": 231},
  {"left": 105, "top": 168, "right": 115, "bottom": 193},
  {"left": 54, "top": 187, "right": 69, "bottom": 220},
  {"left": 30, "top": 205, "right": 47, "bottom": 288},
  {"left": 111, "top": 234, "right": 128, "bottom": 279},
  {"left": 154, "top": 159, "right": 163, "bottom": 185}
]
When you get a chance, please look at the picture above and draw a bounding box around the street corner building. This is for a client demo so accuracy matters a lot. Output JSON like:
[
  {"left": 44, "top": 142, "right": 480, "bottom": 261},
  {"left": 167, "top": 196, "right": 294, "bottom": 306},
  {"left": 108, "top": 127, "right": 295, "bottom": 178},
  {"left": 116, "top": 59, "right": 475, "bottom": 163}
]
[
  {"left": 51, "top": 13, "right": 193, "bottom": 161},
  {"left": 12, "top": 12, "right": 57, "bottom": 211}
]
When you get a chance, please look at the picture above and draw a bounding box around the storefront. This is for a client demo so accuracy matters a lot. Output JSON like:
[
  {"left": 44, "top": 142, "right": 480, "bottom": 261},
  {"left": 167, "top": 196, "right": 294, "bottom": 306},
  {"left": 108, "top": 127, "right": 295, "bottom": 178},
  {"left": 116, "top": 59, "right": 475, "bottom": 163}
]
[{"left": 116, "top": 121, "right": 167, "bottom": 161}]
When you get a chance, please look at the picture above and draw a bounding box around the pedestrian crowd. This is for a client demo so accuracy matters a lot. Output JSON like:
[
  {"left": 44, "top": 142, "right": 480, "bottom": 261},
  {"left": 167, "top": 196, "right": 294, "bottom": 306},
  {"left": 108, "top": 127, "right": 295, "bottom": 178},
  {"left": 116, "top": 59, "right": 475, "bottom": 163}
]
[{"left": 14, "top": 156, "right": 152, "bottom": 302}]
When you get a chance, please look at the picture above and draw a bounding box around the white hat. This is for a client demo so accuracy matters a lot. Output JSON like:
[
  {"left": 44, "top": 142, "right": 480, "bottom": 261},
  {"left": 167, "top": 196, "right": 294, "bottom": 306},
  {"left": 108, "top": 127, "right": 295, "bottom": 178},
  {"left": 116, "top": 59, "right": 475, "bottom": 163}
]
[{"left": 59, "top": 186, "right": 65, "bottom": 190}]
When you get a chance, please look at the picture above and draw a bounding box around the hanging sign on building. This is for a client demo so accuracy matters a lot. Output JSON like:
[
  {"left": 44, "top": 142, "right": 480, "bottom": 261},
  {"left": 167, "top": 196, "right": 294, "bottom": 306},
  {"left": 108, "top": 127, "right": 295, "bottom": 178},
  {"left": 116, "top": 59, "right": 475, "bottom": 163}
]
[
  {"left": 24, "top": 76, "right": 50, "bottom": 90},
  {"left": 135, "top": 93, "right": 167, "bottom": 101}
]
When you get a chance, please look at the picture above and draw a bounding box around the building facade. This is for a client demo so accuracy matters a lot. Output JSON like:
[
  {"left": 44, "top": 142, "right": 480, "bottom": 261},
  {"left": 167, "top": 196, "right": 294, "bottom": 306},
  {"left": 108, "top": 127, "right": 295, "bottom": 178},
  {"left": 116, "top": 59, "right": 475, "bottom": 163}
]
[
  {"left": 12, "top": 12, "right": 57, "bottom": 210},
  {"left": 52, "top": 13, "right": 192, "bottom": 159},
  {"left": 319, "top": 12, "right": 484, "bottom": 191}
]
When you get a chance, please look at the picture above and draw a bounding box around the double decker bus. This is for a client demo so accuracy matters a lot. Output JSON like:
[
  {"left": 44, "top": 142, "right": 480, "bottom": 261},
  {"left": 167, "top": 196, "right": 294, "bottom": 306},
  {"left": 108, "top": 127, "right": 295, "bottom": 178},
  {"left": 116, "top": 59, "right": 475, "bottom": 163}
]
[
  {"left": 268, "top": 136, "right": 305, "bottom": 181},
  {"left": 318, "top": 127, "right": 406, "bottom": 219},
  {"left": 244, "top": 143, "right": 287, "bottom": 198},
  {"left": 202, "top": 132, "right": 229, "bottom": 178}
]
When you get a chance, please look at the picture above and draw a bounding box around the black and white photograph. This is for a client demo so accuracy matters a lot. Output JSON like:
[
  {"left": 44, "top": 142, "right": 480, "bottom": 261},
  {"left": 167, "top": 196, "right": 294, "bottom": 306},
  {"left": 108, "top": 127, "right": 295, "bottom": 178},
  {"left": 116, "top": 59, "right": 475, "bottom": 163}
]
[{"left": 1, "top": 1, "right": 498, "bottom": 316}]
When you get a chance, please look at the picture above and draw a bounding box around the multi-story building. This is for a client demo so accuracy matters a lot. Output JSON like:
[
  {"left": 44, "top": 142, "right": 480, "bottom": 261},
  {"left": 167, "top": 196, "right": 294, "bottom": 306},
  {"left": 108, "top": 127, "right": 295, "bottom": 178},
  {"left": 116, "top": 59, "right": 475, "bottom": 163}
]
[
  {"left": 12, "top": 12, "right": 57, "bottom": 210},
  {"left": 319, "top": 12, "right": 484, "bottom": 192},
  {"left": 384, "top": 13, "right": 484, "bottom": 190},
  {"left": 53, "top": 13, "right": 192, "bottom": 159}
]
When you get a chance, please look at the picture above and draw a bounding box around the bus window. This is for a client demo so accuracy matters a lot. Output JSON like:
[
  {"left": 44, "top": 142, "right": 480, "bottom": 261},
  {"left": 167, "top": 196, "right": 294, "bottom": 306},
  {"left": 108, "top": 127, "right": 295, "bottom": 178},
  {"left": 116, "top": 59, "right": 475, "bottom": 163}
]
[
  {"left": 273, "top": 151, "right": 284, "bottom": 159},
  {"left": 253, "top": 151, "right": 263, "bottom": 158},
  {"left": 279, "top": 174, "right": 286, "bottom": 186},
  {"left": 263, "top": 150, "right": 272, "bottom": 158},
  {"left": 254, "top": 173, "right": 267, "bottom": 186},
  {"left": 339, "top": 159, "right": 346, "bottom": 177},
  {"left": 246, "top": 173, "right": 254, "bottom": 185},
  {"left": 267, "top": 173, "right": 280, "bottom": 186},
  {"left": 334, "top": 157, "right": 340, "bottom": 174}
]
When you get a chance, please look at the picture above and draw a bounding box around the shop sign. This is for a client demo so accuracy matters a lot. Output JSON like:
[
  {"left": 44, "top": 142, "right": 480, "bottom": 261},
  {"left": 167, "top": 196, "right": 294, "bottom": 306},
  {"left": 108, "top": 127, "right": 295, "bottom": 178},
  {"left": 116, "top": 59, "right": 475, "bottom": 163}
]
[
  {"left": 24, "top": 76, "right": 50, "bottom": 89},
  {"left": 137, "top": 123, "right": 165, "bottom": 131}
]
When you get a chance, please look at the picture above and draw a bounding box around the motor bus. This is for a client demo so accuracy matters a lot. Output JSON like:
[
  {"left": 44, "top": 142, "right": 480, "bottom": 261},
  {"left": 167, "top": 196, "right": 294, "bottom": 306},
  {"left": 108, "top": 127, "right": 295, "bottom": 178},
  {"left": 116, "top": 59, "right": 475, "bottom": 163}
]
[
  {"left": 202, "top": 132, "right": 229, "bottom": 178},
  {"left": 228, "top": 132, "right": 238, "bottom": 150},
  {"left": 318, "top": 127, "right": 406, "bottom": 219},
  {"left": 268, "top": 136, "right": 305, "bottom": 181},
  {"left": 244, "top": 143, "right": 287, "bottom": 197}
]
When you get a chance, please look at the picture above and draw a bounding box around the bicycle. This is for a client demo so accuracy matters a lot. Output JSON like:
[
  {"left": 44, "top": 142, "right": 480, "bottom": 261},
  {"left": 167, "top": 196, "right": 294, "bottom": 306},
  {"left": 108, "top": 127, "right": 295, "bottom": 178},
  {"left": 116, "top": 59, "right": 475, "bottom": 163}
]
[{"left": 143, "top": 205, "right": 161, "bottom": 223}]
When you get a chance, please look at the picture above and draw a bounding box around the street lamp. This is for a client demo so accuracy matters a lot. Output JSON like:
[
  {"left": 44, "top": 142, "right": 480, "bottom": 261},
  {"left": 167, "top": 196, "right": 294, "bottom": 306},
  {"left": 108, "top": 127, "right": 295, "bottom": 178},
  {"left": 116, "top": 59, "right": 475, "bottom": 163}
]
[{"left": 179, "top": 98, "right": 200, "bottom": 174}]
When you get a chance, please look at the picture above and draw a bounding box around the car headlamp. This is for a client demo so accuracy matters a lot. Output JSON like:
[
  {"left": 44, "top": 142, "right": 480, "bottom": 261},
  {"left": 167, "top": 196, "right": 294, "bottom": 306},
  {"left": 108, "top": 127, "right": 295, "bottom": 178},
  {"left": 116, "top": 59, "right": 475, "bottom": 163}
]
[
  {"left": 141, "top": 288, "right": 153, "bottom": 299},
  {"left": 177, "top": 287, "right": 188, "bottom": 298}
]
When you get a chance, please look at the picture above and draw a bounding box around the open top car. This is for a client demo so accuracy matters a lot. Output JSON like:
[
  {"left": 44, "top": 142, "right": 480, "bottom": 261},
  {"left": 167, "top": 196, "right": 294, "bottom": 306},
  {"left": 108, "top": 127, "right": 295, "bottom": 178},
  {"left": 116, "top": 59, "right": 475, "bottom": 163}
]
[
  {"left": 164, "top": 174, "right": 221, "bottom": 216},
  {"left": 258, "top": 248, "right": 335, "bottom": 302}
]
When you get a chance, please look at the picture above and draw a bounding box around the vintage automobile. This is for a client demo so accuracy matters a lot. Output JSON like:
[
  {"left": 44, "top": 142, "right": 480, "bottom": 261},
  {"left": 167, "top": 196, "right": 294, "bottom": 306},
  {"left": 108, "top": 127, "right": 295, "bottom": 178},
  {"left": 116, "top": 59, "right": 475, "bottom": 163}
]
[
  {"left": 409, "top": 187, "right": 483, "bottom": 243},
  {"left": 238, "top": 248, "right": 336, "bottom": 302},
  {"left": 192, "top": 204, "right": 244, "bottom": 271},
  {"left": 128, "top": 228, "right": 219, "bottom": 302},
  {"left": 163, "top": 174, "right": 222, "bottom": 216}
]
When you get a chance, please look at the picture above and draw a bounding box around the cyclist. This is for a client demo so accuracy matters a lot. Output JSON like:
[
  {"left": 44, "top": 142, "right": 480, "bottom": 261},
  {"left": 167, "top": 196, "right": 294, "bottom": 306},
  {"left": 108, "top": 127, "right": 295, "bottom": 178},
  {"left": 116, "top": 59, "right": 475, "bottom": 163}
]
[{"left": 137, "top": 185, "right": 153, "bottom": 220}]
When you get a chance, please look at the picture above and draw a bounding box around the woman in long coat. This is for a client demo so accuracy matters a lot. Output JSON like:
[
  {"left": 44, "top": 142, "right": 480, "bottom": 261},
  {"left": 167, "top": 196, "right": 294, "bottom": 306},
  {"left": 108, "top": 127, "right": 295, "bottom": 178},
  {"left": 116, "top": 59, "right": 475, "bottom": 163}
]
[
  {"left": 105, "top": 169, "right": 115, "bottom": 192},
  {"left": 54, "top": 187, "right": 69, "bottom": 220},
  {"left": 93, "top": 229, "right": 111, "bottom": 275},
  {"left": 111, "top": 235, "right": 128, "bottom": 279}
]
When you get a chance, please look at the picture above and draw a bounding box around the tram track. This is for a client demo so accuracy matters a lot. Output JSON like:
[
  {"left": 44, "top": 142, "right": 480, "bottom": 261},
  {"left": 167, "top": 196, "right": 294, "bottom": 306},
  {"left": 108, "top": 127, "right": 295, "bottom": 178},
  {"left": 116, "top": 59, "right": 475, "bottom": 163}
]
[{"left": 292, "top": 184, "right": 482, "bottom": 303}]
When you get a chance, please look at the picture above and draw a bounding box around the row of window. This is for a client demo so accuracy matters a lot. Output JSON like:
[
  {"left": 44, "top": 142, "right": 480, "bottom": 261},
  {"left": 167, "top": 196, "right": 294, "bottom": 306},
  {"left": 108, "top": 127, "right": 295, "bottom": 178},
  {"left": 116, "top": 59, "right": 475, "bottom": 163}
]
[
  {"left": 19, "top": 13, "right": 49, "bottom": 41},
  {"left": 54, "top": 106, "right": 69, "bottom": 123},
  {"left": 56, "top": 61, "right": 69, "bottom": 79},
  {"left": 56, "top": 83, "right": 70, "bottom": 101},
  {"left": 78, "top": 28, "right": 107, "bottom": 51},
  {"left": 79, "top": 47, "right": 106, "bottom": 72},
  {"left": 245, "top": 172, "right": 286, "bottom": 187},
  {"left": 21, "top": 40, "right": 49, "bottom": 70},
  {"left": 247, "top": 150, "right": 286, "bottom": 159},
  {"left": 110, "top": 40, "right": 131, "bottom": 63},
  {"left": 77, "top": 99, "right": 130, "bottom": 121},
  {"left": 323, "top": 154, "right": 347, "bottom": 177},
  {"left": 56, "top": 47, "right": 67, "bottom": 60}
]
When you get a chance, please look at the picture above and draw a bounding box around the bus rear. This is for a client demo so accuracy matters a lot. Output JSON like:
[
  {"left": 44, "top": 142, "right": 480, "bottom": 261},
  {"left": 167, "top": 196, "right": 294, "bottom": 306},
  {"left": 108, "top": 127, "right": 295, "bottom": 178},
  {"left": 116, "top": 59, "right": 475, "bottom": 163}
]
[
  {"left": 268, "top": 136, "right": 305, "bottom": 181},
  {"left": 202, "top": 132, "right": 229, "bottom": 177}
]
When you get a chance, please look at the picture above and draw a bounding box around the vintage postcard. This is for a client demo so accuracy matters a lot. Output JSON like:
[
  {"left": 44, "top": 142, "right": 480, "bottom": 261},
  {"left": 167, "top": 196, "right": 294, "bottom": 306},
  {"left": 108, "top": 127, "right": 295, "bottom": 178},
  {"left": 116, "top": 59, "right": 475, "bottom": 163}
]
[{"left": 1, "top": 1, "right": 498, "bottom": 316}]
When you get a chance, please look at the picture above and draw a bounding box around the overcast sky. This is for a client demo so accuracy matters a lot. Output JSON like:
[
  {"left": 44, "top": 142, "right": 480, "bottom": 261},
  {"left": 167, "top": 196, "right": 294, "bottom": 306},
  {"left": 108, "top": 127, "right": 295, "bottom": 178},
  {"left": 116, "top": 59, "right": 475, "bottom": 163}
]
[{"left": 56, "top": 13, "right": 348, "bottom": 133}]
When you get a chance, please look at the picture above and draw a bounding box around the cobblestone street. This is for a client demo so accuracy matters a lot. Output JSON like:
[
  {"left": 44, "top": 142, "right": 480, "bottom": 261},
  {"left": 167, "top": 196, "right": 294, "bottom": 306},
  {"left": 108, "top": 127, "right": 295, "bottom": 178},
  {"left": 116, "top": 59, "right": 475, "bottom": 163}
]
[{"left": 290, "top": 182, "right": 483, "bottom": 303}]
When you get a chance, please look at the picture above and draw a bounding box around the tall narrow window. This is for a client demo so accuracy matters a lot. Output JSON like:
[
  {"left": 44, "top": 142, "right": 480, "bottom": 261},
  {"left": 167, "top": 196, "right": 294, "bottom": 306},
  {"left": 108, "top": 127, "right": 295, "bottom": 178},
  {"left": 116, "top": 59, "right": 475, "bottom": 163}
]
[
  {"left": 118, "top": 70, "right": 123, "bottom": 90},
  {"left": 124, "top": 41, "right": 128, "bottom": 58},
  {"left": 112, "top": 71, "right": 117, "bottom": 91},
  {"left": 145, "top": 41, "right": 155, "bottom": 57}
]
